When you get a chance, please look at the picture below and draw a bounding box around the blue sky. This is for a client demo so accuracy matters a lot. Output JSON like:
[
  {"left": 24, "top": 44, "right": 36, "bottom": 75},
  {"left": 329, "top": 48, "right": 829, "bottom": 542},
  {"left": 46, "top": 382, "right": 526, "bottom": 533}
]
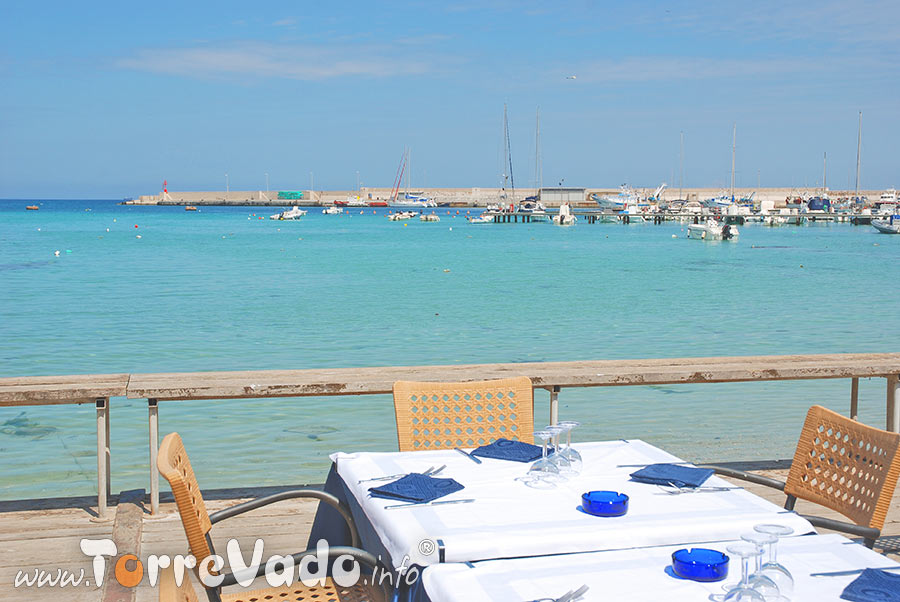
[{"left": 1, "top": 0, "right": 898, "bottom": 198}]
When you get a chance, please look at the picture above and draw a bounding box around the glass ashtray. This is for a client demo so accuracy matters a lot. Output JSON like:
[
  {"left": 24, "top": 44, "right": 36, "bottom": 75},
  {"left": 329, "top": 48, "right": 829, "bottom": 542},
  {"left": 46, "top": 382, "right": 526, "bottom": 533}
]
[
  {"left": 671, "top": 548, "right": 729, "bottom": 582},
  {"left": 581, "top": 491, "right": 629, "bottom": 517}
]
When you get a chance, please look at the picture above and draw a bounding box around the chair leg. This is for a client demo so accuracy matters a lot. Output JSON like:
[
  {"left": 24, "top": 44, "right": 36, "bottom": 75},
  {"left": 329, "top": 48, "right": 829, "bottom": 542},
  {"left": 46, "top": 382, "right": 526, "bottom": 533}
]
[
  {"left": 864, "top": 537, "right": 876, "bottom": 549},
  {"left": 783, "top": 494, "right": 797, "bottom": 511}
]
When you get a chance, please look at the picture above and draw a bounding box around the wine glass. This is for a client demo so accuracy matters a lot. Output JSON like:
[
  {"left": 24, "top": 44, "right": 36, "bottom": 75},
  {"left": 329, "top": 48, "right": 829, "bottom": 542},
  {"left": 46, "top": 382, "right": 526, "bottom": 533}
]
[
  {"left": 740, "top": 533, "right": 782, "bottom": 601},
  {"left": 557, "top": 420, "right": 583, "bottom": 474},
  {"left": 722, "top": 543, "right": 766, "bottom": 601},
  {"left": 753, "top": 525, "right": 794, "bottom": 598},
  {"left": 544, "top": 425, "right": 573, "bottom": 478},
  {"left": 516, "top": 430, "right": 559, "bottom": 489}
]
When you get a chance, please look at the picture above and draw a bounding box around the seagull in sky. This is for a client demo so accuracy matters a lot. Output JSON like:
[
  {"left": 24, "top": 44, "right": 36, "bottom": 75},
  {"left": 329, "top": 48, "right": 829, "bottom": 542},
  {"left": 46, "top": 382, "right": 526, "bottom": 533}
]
[{"left": 566, "top": 75, "right": 577, "bottom": 80}]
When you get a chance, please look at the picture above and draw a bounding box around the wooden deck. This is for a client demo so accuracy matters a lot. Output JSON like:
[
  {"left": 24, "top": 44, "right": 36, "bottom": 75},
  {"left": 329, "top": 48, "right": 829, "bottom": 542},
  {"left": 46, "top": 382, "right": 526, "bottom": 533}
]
[{"left": 1, "top": 466, "right": 898, "bottom": 602}]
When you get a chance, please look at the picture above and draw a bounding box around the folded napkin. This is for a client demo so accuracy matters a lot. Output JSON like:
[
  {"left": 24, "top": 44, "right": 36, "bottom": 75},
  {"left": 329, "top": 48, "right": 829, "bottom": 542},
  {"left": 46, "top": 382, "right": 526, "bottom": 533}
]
[
  {"left": 841, "top": 568, "right": 900, "bottom": 602},
  {"left": 369, "top": 473, "right": 464, "bottom": 503},
  {"left": 470, "top": 438, "right": 543, "bottom": 462},
  {"left": 629, "top": 463, "right": 714, "bottom": 488}
]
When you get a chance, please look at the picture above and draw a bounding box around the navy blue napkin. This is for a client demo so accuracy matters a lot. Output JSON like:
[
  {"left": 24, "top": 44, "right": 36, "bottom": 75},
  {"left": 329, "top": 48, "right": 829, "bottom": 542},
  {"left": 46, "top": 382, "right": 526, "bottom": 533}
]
[
  {"left": 470, "top": 438, "right": 543, "bottom": 462},
  {"left": 841, "top": 569, "right": 900, "bottom": 602},
  {"left": 369, "top": 473, "right": 464, "bottom": 503},
  {"left": 629, "top": 463, "right": 714, "bottom": 488}
]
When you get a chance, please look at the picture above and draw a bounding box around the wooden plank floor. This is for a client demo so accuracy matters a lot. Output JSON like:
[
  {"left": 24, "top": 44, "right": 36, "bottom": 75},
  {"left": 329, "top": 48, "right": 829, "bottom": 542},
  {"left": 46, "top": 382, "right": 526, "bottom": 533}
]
[{"left": 1, "top": 470, "right": 898, "bottom": 602}]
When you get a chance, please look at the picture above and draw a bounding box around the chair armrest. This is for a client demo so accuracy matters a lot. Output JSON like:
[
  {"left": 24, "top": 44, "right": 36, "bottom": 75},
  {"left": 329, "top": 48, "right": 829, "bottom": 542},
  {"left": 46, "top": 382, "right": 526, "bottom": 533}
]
[
  {"left": 219, "top": 545, "right": 389, "bottom": 596},
  {"left": 696, "top": 464, "right": 786, "bottom": 491},
  {"left": 801, "top": 514, "right": 881, "bottom": 546},
  {"left": 209, "top": 489, "right": 359, "bottom": 547}
]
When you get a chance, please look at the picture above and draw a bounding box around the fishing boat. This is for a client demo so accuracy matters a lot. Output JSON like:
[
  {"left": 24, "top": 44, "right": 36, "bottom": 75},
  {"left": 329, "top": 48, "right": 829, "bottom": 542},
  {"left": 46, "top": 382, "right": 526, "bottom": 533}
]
[
  {"left": 184, "top": 206, "right": 197, "bottom": 211},
  {"left": 388, "top": 211, "right": 418, "bottom": 221},
  {"left": 468, "top": 214, "right": 494, "bottom": 224},
  {"left": 872, "top": 215, "right": 900, "bottom": 234},
  {"left": 322, "top": 206, "right": 344, "bottom": 215},
  {"left": 593, "top": 185, "right": 640, "bottom": 211},
  {"left": 269, "top": 206, "right": 307, "bottom": 220},
  {"left": 552, "top": 203, "right": 577, "bottom": 226},
  {"left": 687, "top": 219, "right": 739, "bottom": 240},
  {"left": 367, "top": 200, "right": 389, "bottom": 207},
  {"left": 25, "top": 205, "right": 39, "bottom": 211},
  {"left": 419, "top": 213, "right": 440, "bottom": 222}
]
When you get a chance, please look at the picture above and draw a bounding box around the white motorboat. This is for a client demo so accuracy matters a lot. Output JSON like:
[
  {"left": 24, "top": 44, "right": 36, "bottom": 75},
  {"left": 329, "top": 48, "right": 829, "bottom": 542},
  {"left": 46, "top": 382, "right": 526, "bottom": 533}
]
[
  {"left": 593, "top": 185, "right": 641, "bottom": 211},
  {"left": 322, "top": 206, "right": 344, "bottom": 215},
  {"left": 872, "top": 215, "right": 900, "bottom": 234},
  {"left": 687, "top": 219, "right": 739, "bottom": 240},
  {"left": 468, "top": 214, "right": 494, "bottom": 224},
  {"left": 393, "top": 193, "right": 437, "bottom": 208},
  {"left": 419, "top": 213, "right": 440, "bottom": 222},
  {"left": 269, "top": 206, "right": 307, "bottom": 220},
  {"left": 552, "top": 203, "right": 577, "bottom": 226},
  {"left": 388, "top": 211, "right": 418, "bottom": 221}
]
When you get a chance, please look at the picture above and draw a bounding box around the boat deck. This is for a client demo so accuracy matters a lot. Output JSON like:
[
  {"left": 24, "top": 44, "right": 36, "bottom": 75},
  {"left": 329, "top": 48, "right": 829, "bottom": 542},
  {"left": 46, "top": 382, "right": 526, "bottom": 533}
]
[{"left": 1, "top": 465, "right": 898, "bottom": 602}]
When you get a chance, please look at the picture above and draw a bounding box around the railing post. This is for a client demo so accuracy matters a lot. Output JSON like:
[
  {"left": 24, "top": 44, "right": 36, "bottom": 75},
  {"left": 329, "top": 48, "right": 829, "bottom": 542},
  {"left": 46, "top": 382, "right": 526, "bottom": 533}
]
[
  {"left": 148, "top": 398, "right": 159, "bottom": 515},
  {"left": 850, "top": 377, "right": 859, "bottom": 421},
  {"left": 549, "top": 386, "right": 560, "bottom": 425},
  {"left": 888, "top": 375, "right": 899, "bottom": 433},
  {"left": 95, "top": 398, "right": 110, "bottom": 519}
]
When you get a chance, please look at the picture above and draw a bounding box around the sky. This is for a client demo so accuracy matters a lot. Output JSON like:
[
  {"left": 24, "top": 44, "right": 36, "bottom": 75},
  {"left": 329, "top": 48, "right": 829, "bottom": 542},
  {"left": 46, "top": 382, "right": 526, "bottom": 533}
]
[{"left": 1, "top": 0, "right": 899, "bottom": 198}]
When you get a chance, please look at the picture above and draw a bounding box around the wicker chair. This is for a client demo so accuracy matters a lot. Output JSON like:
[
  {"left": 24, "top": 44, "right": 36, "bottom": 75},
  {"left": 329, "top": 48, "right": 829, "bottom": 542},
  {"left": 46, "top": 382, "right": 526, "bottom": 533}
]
[
  {"left": 392, "top": 376, "right": 534, "bottom": 451},
  {"left": 701, "top": 405, "right": 900, "bottom": 548},
  {"left": 157, "top": 432, "right": 388, "bottom": 602}
]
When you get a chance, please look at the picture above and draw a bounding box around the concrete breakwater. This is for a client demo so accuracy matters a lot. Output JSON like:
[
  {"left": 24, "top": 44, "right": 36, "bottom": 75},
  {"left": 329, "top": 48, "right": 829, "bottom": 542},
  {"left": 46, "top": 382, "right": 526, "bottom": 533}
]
[{"left": 126, "top": 187, "right": 884, "bottom": 208}]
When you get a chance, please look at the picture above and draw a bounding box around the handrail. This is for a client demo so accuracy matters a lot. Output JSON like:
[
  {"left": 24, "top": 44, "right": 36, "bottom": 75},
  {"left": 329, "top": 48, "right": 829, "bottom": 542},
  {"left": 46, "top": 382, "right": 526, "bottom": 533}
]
[{"left": 1, "top": 353, "right": 898, "bottom": 518}]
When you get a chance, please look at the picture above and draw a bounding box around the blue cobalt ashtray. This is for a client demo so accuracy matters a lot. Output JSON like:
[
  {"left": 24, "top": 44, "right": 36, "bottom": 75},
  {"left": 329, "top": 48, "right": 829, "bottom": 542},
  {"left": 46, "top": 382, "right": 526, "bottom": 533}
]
[
  {"left": 671, "top": 548, "right": 729, "bottom": 582},
  {"left": 581, "top": 491, "right": 629, "bottom": 517}
]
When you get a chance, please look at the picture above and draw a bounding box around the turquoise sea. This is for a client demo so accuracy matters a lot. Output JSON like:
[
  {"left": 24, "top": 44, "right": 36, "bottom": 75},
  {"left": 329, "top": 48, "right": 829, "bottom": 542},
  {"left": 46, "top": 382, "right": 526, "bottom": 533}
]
[{"left": 1, "top": 199, "right": 897, "bottom": 500}]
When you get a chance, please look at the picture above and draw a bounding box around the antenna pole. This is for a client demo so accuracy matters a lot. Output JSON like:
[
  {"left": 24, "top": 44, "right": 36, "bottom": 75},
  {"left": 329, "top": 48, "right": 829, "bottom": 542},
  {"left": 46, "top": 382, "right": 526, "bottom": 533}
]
[{"left": 855, "top": 111, "right": 862, "bottom": 200}]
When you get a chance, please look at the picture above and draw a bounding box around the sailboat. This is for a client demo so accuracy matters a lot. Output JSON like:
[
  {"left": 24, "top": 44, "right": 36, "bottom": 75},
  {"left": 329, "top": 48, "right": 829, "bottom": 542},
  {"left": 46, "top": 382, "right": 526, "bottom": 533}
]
[
  {"left": 704, "top": 124, "right": 738, "bottom": 210},
  {"left": 392, "top": 148, "right": 436, "bottom": 208},
  {"left": 520, "top": 107, "right": 549, "bottom": 219}
]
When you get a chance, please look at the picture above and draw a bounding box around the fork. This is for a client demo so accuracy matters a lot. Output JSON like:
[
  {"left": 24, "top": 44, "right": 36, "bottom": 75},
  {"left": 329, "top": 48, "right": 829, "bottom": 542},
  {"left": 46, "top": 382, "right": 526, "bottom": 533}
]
[
  {"left": 359, "top": 465, "right": 443, "bottom": 483},
  {"left": 656, "top": 483, "right": 741, "bottom": 495}
]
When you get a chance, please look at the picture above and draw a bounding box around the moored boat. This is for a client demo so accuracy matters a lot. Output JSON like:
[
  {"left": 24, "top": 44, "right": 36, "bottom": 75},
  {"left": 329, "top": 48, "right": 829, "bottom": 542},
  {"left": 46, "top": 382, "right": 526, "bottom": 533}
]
[
  {"left": 322, "top": 206, "right": 344, "bottom": 215},
  {"left": 25, "top": 205, "right": 39, "bottom": 210},
  {"left": 687, "top": 219, "right": 739, "bottom": 240},
  {"left": 269, "top": 206, "right": 307, "bottom": 220},
  {"left": 872, "top": 215, "right": 900, "bottom": 234},
  {"left": 419, "top": 213, "right": 440, "bottom": 222},
  {"left": 388, "top": 211, "right": 418, "bottom": 221}
]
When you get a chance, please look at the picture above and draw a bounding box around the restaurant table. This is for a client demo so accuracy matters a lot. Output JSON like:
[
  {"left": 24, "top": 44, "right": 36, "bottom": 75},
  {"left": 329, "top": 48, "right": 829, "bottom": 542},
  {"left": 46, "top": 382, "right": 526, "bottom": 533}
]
[
  {"left": 308, "top": 439, "right": 814, "bottom": 570},
  {"left": 421, "top": 533, "right": 900, "bottom": 602}
]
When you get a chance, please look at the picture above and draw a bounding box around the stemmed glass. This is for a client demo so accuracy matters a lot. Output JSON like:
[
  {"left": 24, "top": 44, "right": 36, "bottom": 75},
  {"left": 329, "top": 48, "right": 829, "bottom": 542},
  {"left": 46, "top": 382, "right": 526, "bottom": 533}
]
[
  {"left": 544, "top": 425, "right": 573, "bottom": 478},
  {"left": 516, "top": 430, "right": 559, "bottom": 489},
  {"left": 753, "top": 525, "right": 794, "bottom": 598},
  {"left": 740, "top": 533, "right": 782, "bottom": 601},
  {"left": 721, "top": 543, "right": 766, "bottom": 601},
  {"left": 557, "top": 420, "right": 583, "bottom": 474}
]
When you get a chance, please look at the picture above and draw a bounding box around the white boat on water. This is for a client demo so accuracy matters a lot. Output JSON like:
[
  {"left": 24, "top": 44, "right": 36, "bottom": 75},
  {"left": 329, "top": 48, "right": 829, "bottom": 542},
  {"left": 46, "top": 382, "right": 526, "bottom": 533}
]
[
  {"left": 393, "top": 193, "right": 437, "bottom": 208},
  {"left": 687, "top": 219, "right": 739, "bottom": 240},
  {"left": 269, "top": 206, "right": 307, "bottom": 220},
  {"left": 552, "top": 202, "right": 577, "bottom": 226},
  {"left": 388, "top": 211, "right": 418, "bottom": 221},
  {"left": 322, "top": 206, "right": 344, "bottom": 215},
  {"left": 593, "top": 185, "right": 641, "bottom": 211},
  {"left": 419, "top": 213, "right": 440, "bottom": 222},
  {"left": 468, "top": 214, "right": 494, "bottom": 224},
  {"left": 872, "top": 215, "right": 900, "bottom": 234}
]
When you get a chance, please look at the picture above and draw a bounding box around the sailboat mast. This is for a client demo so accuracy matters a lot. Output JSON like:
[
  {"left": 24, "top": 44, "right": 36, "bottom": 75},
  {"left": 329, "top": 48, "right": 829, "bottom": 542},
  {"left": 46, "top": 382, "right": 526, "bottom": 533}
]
[
  {"left": 855, "top": 111, "right": 862, "bottom": 199},
  {"left": 534, "top": 107, "right": 542, "bottom": 191},
  {"left": 823, "top": 151, "right": 827, "bottom": 191},
  {"left": 679, "top": 131, "right": 684, "bottom": 200},
  {"left": 730, "top": 123, "right": 736, "bottom": 201},
  {"left": 505, "top": 104, "right": 515, "bottom": 196},
  {"left": 407, "top": 147, "right": 411, "bottom": 195}
]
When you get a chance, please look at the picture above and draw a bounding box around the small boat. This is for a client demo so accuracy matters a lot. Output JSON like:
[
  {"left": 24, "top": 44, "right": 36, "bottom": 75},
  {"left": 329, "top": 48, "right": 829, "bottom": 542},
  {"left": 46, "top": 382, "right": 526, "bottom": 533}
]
[
  {"left": 468, "top": 214, "right": 494, "bottom": 224},
  {"left": 419, "top": 214, "right": 440, "bottom": 222},
  {"left": 367, "top": 200, "right": 389, "bottom": 207},
  {"left": 872, "top": 215, "right": 900, "bottom": 234},
  {"left": 388, "top": 211, "right": 418, "bottom": 221},
  {"left": 185, "top": 206, "right": 197, "bottom": 211},
  {"left": 687, "top": 219, "right": 739, "bottom": 240},
  {"left": 322, "top": 206, "right": 344, "bottom": 215},
  {"left": 552, "top": 203, "right": 577, "bottom": 226},
  {"left": 25, "top": 205, "right": 39, "bottom": 211},
  {"left": 269, "top": 206, "right": 307, "bottom": 220}
]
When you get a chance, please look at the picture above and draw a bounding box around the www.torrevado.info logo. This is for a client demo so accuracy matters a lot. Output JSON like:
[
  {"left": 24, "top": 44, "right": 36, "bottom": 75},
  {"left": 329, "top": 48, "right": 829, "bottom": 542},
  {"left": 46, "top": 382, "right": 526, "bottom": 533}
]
[{"left": 14, "top": 538, "right": 419, "bottom": 589}]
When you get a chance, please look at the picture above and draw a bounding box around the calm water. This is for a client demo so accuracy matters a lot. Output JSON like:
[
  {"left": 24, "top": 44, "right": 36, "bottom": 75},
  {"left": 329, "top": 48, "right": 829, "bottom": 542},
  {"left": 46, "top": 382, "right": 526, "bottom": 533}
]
[{"left": 1, "top": 199, "right": 897, "bottom": 500}]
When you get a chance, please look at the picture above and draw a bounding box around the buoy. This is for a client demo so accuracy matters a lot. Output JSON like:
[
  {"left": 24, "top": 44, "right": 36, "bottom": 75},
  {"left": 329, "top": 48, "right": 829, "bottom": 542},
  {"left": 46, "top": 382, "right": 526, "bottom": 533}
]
[
  {"left": 106, "top": 228, "right": 109, "bottom": 232},
  {"left": 136, "top": 235, "right": 142, "bottom": 239},
  {"left": 54, "top": 250, "right": 60, "bottom": 256},
  {"left": 134, "top": 224, "right": 138, "bottom": 228},
  {"left": 672, "top": 234, "right": 677, "bottom": 238},
  {"left": 404, "top": 223, "right": 407, "bottom": 227},
  {"left": 443, "top": 269, "right": 450, "bottom": 272},
  {"left": 449, "top": 227, "right": 453, "bottom": 231},
  {"left": 113, "top": 219, "right": 116, "bottom": 222}
]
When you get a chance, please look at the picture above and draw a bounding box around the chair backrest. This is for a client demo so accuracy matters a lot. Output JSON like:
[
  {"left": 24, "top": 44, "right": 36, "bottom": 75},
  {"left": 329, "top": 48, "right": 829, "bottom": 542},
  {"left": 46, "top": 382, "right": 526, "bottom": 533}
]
[
  {"left": 159, "top": 565, "right": 200, "bottom": 602},
  {"left": 157, "top": 433, "right": 214, "bottom": 562},
  {"left": 785, "top": 405, "right": 900, "bottom": 530},
  {"left": 392, "top": 376, "right": 534, "bottom": 451}
]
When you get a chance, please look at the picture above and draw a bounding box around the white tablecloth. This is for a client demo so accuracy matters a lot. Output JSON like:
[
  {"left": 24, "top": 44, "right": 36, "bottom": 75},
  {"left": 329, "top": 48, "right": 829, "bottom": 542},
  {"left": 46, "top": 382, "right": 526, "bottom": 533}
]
[
  {"left": 332, "top": 440, "right": 814, "bottom": 568},
  {"left": 422, "top": 534, "right": 899, "bottom": 602}
]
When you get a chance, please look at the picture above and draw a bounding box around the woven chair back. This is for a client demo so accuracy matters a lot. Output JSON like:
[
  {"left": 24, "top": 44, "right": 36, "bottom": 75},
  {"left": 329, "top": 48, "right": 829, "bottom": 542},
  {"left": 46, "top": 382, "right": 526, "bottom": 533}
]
[
  {"left": 157, "top": 433, "right": 214, "bottom": 562},
  {"left": 786, "top": 405, "right": 900, "bottom": 530},
  {"left": 392, "top": 376, "right": 534, "bottom": 451}
]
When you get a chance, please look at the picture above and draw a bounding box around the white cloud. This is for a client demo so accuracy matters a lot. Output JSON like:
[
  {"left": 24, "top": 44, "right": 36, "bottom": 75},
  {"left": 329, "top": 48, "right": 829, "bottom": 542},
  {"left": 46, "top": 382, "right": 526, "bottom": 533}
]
[{"left": 116, "top": 42, "right": 430, "bottom": 80}]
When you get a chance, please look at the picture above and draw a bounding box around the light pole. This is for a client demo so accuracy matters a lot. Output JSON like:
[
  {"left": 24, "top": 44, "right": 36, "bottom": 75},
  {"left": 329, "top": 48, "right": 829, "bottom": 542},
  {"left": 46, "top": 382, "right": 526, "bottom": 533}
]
[
  {"left": 310, "top": 172, "right": 314, "bottom": 201},
  {"left": 265, "top": 172, "right": 269, "bottom": 193},
  {"left": 225, "top": 173, "right": 229, "bottom": 200},
  {"left": 356, "top": 171, "right": 360, "bottom": 193}
]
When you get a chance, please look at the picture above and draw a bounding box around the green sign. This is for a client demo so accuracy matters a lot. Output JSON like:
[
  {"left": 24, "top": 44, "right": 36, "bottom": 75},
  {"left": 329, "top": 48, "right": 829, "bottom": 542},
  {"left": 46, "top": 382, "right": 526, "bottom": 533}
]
[{"left": 277, "top": 191, "right": 304, "bottom": 200}]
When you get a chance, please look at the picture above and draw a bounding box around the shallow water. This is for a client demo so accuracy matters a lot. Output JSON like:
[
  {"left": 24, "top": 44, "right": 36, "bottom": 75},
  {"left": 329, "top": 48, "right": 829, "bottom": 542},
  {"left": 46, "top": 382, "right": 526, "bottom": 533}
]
[{"left": 1, "top": 200, "right": 897, "bottom": 499}]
